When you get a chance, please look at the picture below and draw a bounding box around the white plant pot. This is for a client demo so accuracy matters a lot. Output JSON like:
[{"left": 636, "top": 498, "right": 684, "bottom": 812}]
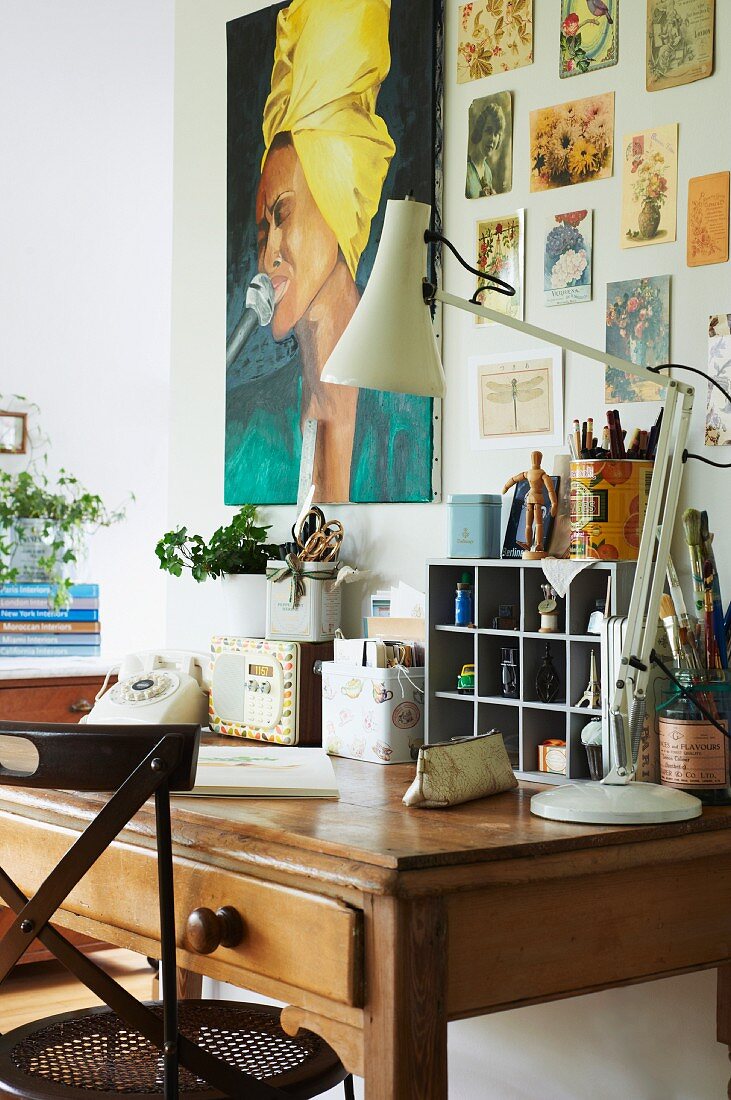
[
  {"left": 5, "top": 519, "right": 75, "bottom": 583},
  {"left": 220, "top": 572, "right": 268, "bottom": 638}
]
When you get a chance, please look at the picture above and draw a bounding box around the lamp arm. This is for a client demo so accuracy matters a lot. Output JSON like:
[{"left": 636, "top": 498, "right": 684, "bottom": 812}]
[
  {"left": 433, "top": 289, "right": 669, "bottom": 391},
  {"left": 424, "top": 231, "right": 516, "bottom": 297}
]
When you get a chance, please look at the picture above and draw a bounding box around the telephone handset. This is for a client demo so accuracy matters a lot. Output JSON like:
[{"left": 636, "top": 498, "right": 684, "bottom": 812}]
[{"left": 85, "top": 650, "right": 211, "bottom": 726}]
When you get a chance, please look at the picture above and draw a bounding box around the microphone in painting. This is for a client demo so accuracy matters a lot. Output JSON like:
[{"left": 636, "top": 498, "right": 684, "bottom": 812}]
[{"left": 225, "top": 273, "right": 275, "bottom": 368}]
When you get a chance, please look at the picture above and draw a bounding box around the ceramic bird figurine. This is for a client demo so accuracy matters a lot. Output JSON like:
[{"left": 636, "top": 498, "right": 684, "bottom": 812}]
[{"left": 586, "top": 0, "right": 613, "bottom": 23}]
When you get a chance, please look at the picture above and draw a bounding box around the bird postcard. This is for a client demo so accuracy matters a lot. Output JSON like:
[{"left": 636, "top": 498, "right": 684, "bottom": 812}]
[{"left": 560, "top": 0, "right": 618, "bottom": 78}]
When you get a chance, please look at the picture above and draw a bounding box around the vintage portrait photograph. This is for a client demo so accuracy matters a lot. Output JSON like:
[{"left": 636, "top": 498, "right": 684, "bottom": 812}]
[
  {"left": 466, "top": 91, "right": 512, "bottom": 198},
  {"left": 529, "top": 93, "right": 614, "bottom": 192},
  {"left": 560, "top": 0, "right": 618, "bottom": 78},
  {"left": 621, "top": 124, "right": 678, "bottom": 248},
  {"left": 605, "top": 275, "right": 670, "bottom": 402},
  {"left": 457, "top": 0, "right": 533, "bottom": 83},
  {"left": 544, "top": 209, "right": 592, "bottom": 306}
]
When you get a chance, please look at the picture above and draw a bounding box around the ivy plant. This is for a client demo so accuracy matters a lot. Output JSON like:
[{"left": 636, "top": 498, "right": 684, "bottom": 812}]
[{"left": 155, "top": 505, "right": 276, "bottom": 581}]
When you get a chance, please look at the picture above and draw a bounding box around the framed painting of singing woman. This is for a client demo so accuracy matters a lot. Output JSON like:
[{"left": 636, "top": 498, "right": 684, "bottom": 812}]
[{"left": 225, "top": 0, "right": 443, "bottom": 504}]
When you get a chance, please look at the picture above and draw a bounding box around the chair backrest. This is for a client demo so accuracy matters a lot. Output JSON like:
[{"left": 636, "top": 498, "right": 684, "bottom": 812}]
[{"left": 0, "top": 721, "right": 286, "bottom": 1099}]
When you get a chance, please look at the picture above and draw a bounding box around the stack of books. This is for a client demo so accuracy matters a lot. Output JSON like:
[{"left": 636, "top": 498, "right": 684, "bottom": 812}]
[{"left": 0, "top": 583, "right": 101, "bottom": 657}]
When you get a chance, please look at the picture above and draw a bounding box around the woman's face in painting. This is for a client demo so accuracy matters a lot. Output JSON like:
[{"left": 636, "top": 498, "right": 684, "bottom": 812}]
[{"left": 256, "top": 139, "right": 341, "bottom": 341}]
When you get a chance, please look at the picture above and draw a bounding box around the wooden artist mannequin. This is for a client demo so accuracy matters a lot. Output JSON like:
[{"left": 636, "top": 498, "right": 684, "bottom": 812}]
[{"left": 502, "top": 450, "right": 558, "bottom": 559}]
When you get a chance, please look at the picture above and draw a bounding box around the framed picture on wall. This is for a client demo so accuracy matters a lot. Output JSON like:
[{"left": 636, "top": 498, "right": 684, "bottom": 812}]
[
  {"left": 0, "top": 411, "right": 27, "bottom": 454},
  {"left": 224, "top": 0, "right": 444, "bottom": 506},
  {"left": 469, "top": 349, "right": 564, "bottom": 451}
]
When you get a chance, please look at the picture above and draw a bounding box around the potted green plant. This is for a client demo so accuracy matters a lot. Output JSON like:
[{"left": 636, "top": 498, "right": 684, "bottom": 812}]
[
  {"left": 155, "top": 505, "right": 277, "bottom": 636},
  {"left": 0, "top": 467, "right": 128, "bottom": 607}
]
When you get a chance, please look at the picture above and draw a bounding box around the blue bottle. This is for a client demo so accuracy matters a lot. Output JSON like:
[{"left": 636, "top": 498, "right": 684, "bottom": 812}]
[{"left": 455, "top": 573, "right": 474, "bottom": 626}]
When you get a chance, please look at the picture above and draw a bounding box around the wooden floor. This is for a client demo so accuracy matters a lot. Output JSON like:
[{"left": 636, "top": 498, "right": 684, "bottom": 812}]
[{"left": 0, "top": 949, "right": 155, "bottom": 1032}]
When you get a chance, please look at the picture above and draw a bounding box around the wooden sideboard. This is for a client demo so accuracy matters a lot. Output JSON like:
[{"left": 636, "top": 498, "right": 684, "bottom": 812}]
[{"left": 0, "top": 672, "right": 111, "bottom": 963}]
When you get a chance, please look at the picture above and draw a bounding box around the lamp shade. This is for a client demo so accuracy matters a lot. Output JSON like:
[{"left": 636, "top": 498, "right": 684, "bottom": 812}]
[{"left": 321, "top": 199, "right": 446, "bottom": 398}]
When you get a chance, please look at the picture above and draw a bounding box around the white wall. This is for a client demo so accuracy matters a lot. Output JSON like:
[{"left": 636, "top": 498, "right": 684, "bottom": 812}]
[
  {"left": 169, "top": 1, "right": 731, "bottom": 1097},
  {"left": 0, "top": 0, "right": 174, "bottom": 659}
]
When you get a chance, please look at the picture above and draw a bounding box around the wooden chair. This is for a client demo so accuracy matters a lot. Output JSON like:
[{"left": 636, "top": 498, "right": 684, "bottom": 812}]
[{"left": 0, "top": 721, "right": 355, "bottom": 1099}]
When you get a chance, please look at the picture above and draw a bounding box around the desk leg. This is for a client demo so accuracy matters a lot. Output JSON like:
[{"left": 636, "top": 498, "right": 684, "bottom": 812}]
[
  {"left": 364, "top": 894, "right": 448, "bottom": 1100},
  {"left": 717, "top": 965, "right": 731, "bottom": 1098}
]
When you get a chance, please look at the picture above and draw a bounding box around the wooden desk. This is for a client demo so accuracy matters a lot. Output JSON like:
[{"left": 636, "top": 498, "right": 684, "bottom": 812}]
[{"left": 3, "top": 759, "right": 731, "bottom": 1099}]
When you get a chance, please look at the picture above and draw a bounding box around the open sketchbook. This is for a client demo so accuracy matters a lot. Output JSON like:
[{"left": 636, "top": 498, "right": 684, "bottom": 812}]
[{"left": 189, "top": 745, "right": 339, "bottom": 799}]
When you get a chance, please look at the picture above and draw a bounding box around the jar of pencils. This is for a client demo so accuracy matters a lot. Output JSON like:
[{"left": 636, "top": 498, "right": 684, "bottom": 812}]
[{"left": 657, "top": 670, "right": 731, "bottom": 805}]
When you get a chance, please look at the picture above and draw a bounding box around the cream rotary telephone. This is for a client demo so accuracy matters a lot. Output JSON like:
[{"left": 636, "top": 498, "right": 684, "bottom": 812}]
[{"left": 84, "top": 650, "right": 211, "bottom": 726}]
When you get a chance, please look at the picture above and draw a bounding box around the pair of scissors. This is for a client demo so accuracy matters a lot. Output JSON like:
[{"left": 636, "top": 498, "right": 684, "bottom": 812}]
[{"left": 292, "top": 507, "right": 344, "bottom": 562}]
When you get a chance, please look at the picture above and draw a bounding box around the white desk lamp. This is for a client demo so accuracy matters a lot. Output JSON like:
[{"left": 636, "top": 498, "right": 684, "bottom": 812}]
[{"left": 322, "top": 197, "right": 701, "bottom": 825}]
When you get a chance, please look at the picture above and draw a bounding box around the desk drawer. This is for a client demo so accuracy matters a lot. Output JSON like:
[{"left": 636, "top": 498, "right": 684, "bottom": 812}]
[
  {"left": 0, "top": 680, "right": 104, "bottom": 722},
  {"left": 2, "top": 813, "right": 361, "bottom": 1007}
]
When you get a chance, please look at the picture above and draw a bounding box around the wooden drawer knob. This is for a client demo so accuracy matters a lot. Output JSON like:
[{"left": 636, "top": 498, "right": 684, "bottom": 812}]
[
  {"left": 69, "top": 698, "right": 93, "bottom": 714},
  {"left": 185, "top": 906, "right": 244, "bottom": 955}
]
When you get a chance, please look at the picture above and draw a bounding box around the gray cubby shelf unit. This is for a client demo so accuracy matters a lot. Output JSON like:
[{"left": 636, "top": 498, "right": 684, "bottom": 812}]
[{"left": 426, "top": 558, "right": 635, "bottom": 785}]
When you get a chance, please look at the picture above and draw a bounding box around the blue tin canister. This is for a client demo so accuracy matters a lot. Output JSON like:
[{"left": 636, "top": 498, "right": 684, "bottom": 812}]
[{"left": 447, "top": 494, "right": 502, "bottom": 558}]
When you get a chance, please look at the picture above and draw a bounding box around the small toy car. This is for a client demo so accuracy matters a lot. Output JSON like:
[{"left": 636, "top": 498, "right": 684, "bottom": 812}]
[{"left": 457, "top": 663, "right": 475, "bottom": 694}]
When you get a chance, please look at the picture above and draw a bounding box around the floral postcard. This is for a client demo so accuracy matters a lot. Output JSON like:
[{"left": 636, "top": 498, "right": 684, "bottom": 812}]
[
  {"left": 621, "top": 125, "right": 677, "bottom": 248},
  {"left": 544, "top": 209, "right": 592, "bottom": 306},
  {"left": 457, "top": 0, "right": 533, "bottom": 84},
  {"left": 647, "top": 0, "right": 714, "bottom": 92},
  {"left": 466, "top": 92, "right": 513, "bottom": 198},
  {"left": 560, "top": 0, "right": 618, "bottom": 78},
  {"left": 529, "top": 93, "right": 614, "bottom": 192},
  {"left": 469, "top": 349, "right": 564, "bottom": 450},
  {"left": 706, "top": 313, "right": 731, "bottom": 447},
  {"left": 688, "top": 172, "right": 730, "bottom": 268},
  {"left": 475, "top": 211, "right": 524, "bottom": 324},
  {"left": 605, "top": 276, "right": 669, "bottom": 402}
]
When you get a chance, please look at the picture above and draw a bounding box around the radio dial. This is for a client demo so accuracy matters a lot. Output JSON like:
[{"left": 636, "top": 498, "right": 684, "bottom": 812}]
[{"left": 260, "top": 681, "right": 271, "bottom": 694}]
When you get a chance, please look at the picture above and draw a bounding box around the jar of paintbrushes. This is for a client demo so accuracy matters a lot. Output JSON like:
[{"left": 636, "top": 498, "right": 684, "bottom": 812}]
[{"left": 656, "top": 506, "right": 731, "bottom": 802}]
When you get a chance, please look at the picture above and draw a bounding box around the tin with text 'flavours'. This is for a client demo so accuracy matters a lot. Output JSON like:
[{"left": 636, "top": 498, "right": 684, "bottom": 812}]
[{"left": 569, "top": 460, "right": 653, "bottom": 561}]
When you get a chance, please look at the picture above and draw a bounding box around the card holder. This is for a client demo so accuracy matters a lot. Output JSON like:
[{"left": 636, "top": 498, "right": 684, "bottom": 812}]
[{"left": 403, "top": 731, "right": 517, "bottom": 809}]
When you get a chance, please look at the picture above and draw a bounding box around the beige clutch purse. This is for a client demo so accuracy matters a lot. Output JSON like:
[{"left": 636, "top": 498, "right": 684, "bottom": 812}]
[{"left": 403, "top": 731, "right": 517, "bottom": 809}]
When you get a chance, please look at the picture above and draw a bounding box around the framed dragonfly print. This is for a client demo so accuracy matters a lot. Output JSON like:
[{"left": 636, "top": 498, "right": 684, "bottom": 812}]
[{"left": 469, "top": 349, "right": 564, "bottom": 450}]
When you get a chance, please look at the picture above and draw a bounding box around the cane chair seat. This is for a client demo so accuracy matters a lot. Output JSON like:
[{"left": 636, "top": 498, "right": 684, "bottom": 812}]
[{"left": 0, "top": 1000, "right": 347, "bottom": 1099}]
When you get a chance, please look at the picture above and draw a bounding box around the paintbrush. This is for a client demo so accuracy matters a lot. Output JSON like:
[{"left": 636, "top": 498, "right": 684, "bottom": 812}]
[
  {"left": 683, "top": 509, "right": 706, "bottom": 647},
  {"left": 665, "top": 550, "right": 703, "bottom": 670},
  {"left": 659, "top": 593, "right": 682, "bottom": 665},
  {"left": 700, "top": 510, "right": 728, "bottom": 670},
  {"left": 704, "top": 559, "right": 722, "bottom": 670}
]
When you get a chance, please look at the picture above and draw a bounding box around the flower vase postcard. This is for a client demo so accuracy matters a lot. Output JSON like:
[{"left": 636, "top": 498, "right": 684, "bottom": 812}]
[
  {"left": 605, "top": 276, "right": 670, "bottom": 403},
  {"left": 475, "top": 211, "right": 524, "bottom": 324},
  {"left": 647, "top": 0, "right": 714, "bottom": 92},
  {"left": 457, "top": 0, "right": 533, "bottom": 84},
  {"left": 688, "top": 172, "right": 730, "bottom": 268},
  {"left": 544, "top": 209, "right": 592, "bottom": 306},
  {"left": 706, "top": 313, "right": 731, "bottom": 447},
  {"left": 621, "top": 125, "right": 677, "bottom": 248},
  {"left": 466, "top": 92, "right": 513, "bottom": 198},
  {"left": 529, "top": 93, "right": 614, "bottom": 192},
  {"left": 469, "top": 349, "right": 564, "bottom": 451},
  {"left": 560, "top": 0, "right": 618, "bottom": 78}
]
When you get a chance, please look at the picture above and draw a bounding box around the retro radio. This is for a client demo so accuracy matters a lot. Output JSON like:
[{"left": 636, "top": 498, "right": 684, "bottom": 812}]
[{"left": 209, "top": 636, "right": 332, "bottom": 745}]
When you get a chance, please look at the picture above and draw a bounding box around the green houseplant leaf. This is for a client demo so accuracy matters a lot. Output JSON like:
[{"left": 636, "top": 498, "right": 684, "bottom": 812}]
[{"left": 155, "top": 505, "right": 276, "bottom": 582}]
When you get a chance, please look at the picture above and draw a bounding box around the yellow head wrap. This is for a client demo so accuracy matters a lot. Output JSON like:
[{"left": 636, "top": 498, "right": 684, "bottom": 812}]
[{"left": 262, "top": 0, "right": 396, "bottom": 279}]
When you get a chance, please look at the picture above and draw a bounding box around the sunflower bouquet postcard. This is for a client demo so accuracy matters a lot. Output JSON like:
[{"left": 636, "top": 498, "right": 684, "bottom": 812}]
[{"left": 529, "top": 93, "right": 614, "bottom": 192}]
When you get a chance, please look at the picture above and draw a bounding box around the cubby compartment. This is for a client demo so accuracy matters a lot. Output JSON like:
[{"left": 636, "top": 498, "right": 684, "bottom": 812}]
[
  {"left": 522, "top": 638, "right": 566, "bottom": 705},
  {"left": 428, "top": 694, "right": 476, "bottom": 744},
  {"left": 478, "top": 701, "right": 519, "bottom": 768},
  {"left": 426, "top": 559, "right": 634, "bottom": 784},
  {"left": 477, "top": 633, "right": 518, "bottom": 701},
  {"left": 522, "top": 708, "right": 568, "bottom": 780},
  {"left": 569, "top": 641, "right": 602, "bottom": 713},
  {"left": 522, "top": 568, "right": 566, "bottom": 634},
  {"left": 427, "top": 561, "right": 477, "bottom": 628},
  {"left": 428, "top": 626, "right": 475, "bottom": 697},
  {"left": 476, "top": 565, "right": 520, "bottom": 630}
]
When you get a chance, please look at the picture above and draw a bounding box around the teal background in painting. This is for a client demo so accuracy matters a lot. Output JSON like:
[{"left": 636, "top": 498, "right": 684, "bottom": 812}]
[{"left": 225, "top": 0, "right": 440, "bottom": 504}]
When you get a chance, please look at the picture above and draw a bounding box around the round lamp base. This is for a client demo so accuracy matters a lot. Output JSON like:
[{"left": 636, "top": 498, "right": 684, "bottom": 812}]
[{"left": 530, "top": 781, "right": 702, "bottom": 825}]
